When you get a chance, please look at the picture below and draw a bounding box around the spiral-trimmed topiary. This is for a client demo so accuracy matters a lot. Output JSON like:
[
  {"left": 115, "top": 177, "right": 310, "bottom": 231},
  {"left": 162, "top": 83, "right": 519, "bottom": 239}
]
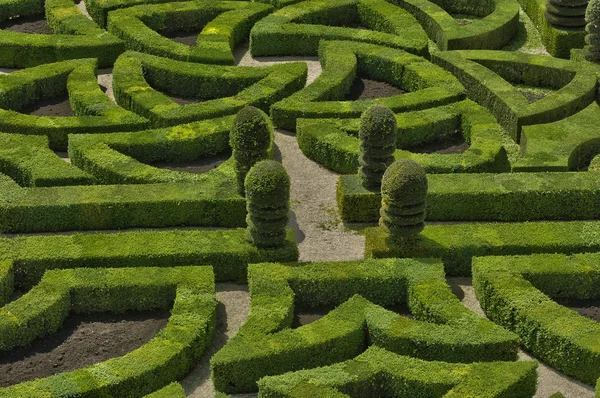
[
  {"left": 230, "top": 106, "right": 273, "bottom": 195},
  {"left": 245, "top": 160, "right": 290, "bottom": 248},
  {"left": 585, "top": 0, "right": 600, "bottom": 62},
  {"left": 358, "top": 105, "right": 397, "bottom": 190},
  {"left": 545, "top": 0, "right": 588, "bottom": 28},
  {"left": 379, "top": 159, "right": 428, "bottom": 239}
]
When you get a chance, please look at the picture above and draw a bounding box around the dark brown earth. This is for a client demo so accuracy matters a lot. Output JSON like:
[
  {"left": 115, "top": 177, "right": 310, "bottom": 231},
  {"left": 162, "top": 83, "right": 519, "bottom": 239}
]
[
  {"left": 159, "top": 30, "right": 200, "bottom": 47},
  {"left": 345, "top": 77, "right": 406, "bottom": 101},
  {"left": 409, "top": 132, "right": 470, "bottom": 155},
  {"left": 168, "top": 94, "right": 204, "bottom": 105},
  {"left": 556, "top": 299, "right": 600, "bottom": 323},
  {"left": 0, "top": 310, "right": 170, "bottom": 387},
  {"left": 22, "top": 96, "right": 74, "bottom": 117},
  {"left": 0, "top": 15, "right": 52, "bottom": 34},
  {"left": 152, "top": 151, "right": 231, "bottom": 174}
]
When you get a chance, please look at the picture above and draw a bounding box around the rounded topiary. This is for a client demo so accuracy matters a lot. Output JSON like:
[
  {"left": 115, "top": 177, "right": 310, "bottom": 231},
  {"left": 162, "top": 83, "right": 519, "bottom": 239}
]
[
  {"left": 245, "top": 160, "right": 290, "bottom": 248},
  {"left": 358, "top": 105, "right": 397, "bottom": 190},
  {"left": 589, "top": 153, "right": 600, "bottom": 170},
  {"left": 545, "top": 0, "right": 588, "bottom": 27},
  {"left": 379, "top": 159, "right": 428, "bottom": 239},
  {"left": 585, "top": 0, "right": 600, "bottom": 62},
  {"left": 230, "top": 106, "right": 272, "bottom": 195}
]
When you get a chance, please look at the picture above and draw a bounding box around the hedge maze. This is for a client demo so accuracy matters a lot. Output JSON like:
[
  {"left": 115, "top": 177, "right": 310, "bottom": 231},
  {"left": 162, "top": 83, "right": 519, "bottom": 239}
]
[{"left": 1, "top": 0, "right": 600, "bottom": 395}]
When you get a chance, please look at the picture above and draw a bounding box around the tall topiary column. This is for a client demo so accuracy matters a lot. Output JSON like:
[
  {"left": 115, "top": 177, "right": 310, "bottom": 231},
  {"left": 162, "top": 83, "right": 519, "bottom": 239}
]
[
  {"left": 245, "top": 160, "right": 290, "bottom": 248},
  {"left": 545, "top": 0, "right": 588, "bottom": 28},
  {"left": 585, "top": 0, "right": 600, "bottom": 62},
  {"left": 379, "top": 159, "right": 428, "bottom": 239},
  {"left": 230, "top": 106, "right": 272, "bottom": 195},
  {"left": 358, "top": 105, "right": 397, "bottom": 190}
]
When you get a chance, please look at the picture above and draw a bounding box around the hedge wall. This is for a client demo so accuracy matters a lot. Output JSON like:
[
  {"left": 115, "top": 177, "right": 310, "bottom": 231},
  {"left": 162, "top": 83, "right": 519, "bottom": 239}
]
[
  {"left": 297, "top": 99, "right": 508, "bottom": 174},
  {"left": 473, "top": 253, "right": 600, "bottom": 387},
  {"left": 365, "top": 220, "right": 600, "bottom": 276},
  {"left": 211, "top": 258, "right": 519, "bottom": 393},
  {"left": 0, "top": 266, "right": 217, "bottom": 397},
  {"left": 337, "top": 170, "right": 600, "bottom": 223},
  {"left": 271, "top": 40, "right": 465, "bottom": 131},
  {"left": 0, "top": 228, "right": 299, "bottom": 288}
]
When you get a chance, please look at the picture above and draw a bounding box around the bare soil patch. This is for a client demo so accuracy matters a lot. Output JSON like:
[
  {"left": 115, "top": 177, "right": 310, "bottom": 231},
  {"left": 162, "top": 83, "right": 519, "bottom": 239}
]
[
  {"left": 22, "top": 96, "right": 74, "bottom": 117},
  {"left": 0, "top": 310, "right": 170, "bottom": 387},
  {"left": 556, "top": 299, "right": 600, "bottom": 323},
  {"left": 152, "top": 150, "right": 231, "bottom": 174},
  {"left": 0, "top": 15, "right": 52, "bottom": 34},
  {"left": 345, "top": 77, "right": 405, "bottom": 101}
]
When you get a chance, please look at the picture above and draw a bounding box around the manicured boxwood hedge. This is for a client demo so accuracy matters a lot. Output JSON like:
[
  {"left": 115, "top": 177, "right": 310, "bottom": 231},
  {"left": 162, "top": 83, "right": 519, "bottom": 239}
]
[
  {"left": 112, "top": 51, "right": 307, "bottom": 127},
  {"left": 473, "top": 253, "right": 600, "bottom": 387},
  {"left": 365, "top": 220, "right": 600, "bottom": 276},
  {"left": 257, "top": 346, "right": 537, "bottom": 398},
  {"left": 107, "top": 0, "right": 272, "bottom": 64},
  {"left": 0, "top": 266, "right": 217, "bottom": 397},
  {"left": 211, "top": 258, "right": 519, "bottom": 393},
  {"left": 0, "top": 58, "right": 148, "bottom": 150},
  {"left": 144, "top": 383, "right": 186, "bottom": 398},
  {"left": 0, "top": 228, "right": 298, "bottom": 288},
  {"left": 337, "top": 170, "right": 600, "bottom": 223},
  {"left": 298, "top": 99, "right": 508, "bottom": 174},
  {"left": 249, "top": 0, "right": 429, "bottom": 57}
]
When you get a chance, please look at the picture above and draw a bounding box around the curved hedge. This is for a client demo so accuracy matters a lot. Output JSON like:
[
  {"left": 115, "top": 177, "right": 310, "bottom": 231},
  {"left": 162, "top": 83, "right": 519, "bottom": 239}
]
[
  {"left": 0, "top": 266, "right": 217, "bottom": 397},
  {"left": 211, "top": 258, "right": 519, "bottom": 393},
  {"left": 271, "top": 40, "right": 465, "bottom": 131},
  {"left": 473, "top": 253, "right": 600, "bottom": 387}
]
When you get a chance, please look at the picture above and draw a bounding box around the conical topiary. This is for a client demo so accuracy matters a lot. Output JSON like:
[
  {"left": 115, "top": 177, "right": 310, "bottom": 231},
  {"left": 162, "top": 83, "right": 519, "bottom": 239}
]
[
  {"left": 230, "top": 106, "right": 272, "bottom": 195},
  {"left": 358, "top": 105, "right": 397, "bottom": 190},
  {"left": 245, "top": 160, "right": 290, "bottom": 248},
  {"left": 585, "top": 0, "right": 600, "bottom": 62},
  {"left": 379, "top": 159, "right": 428, "bottom": 239}
]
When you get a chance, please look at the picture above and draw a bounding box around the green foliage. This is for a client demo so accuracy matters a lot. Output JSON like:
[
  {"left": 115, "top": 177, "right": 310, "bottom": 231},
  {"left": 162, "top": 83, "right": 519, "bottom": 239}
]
[
  {"left": 585, "top": 0, "right": 600, "bottom": 61},
  {"left": 231, "top": 107, "right": 273, "bottom": 194},
  {"left": 358, "top": 105, "right": 396, "bottom": 189},
  {"left": 0, "top": 266, "right": 217, "bottom": 397},
  {"left": 245, "top": 160, "right": 290, "bottom": 248},
  {"left": 379, "top": 159, "right": 427, "bottom": 238},
  {"left": 144, "top": 383, "right": 186, "bottom": 398}
]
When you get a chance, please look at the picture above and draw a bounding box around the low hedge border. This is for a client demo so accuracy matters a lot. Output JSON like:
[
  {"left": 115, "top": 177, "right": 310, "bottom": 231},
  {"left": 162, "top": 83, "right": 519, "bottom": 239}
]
[
  {"left": 0, "top": 133, "right": 94, "bottom": 187},
  {"left": 337, "top": 170, "right": 600, "bottom": 223},
  {"left": 112, "top": 51, "right": 307, "bottom": 127},
  {"left": 211, "top": 258, "right": 519, "bottom": 393},
  {"left": 249, "top": 0, "right": 429, "bottom": 57},
  {"left": 271, "top": 40, "right": 465, "bottom": 131},
  {"left": 391, "top": 0, "right": 520, "bottom": 50},
  {"left": 297, "top": 99, "right": 508, "bottom": 174},
  {"left": 0, "top": 266, "right": 217, "bottom": 397},
  {"left": 0, "top": 58, "right": 148, "bottom": 150},
  {"left": 108, "top": 0, "right": 272, "bottom": 64},
  {"left": 0, "top": 228, "right": 298, "bottom": 288},
  {"left": 472, "top": 253, "right": 600, "bottom": 387},
  {"left": 0, "top": 0, "right": 123, "bottom": 68},
  {"left": 365, "top": 220, "right": 600, "bottom": 276},
  {"left": 257, "top": 346, "right": 537, "bottom": 398},
  {"left": 144, "top": 383, "right": 186, "bottom": 398},
  {"left": 517, "top": 0, "right": 586, "bottom": 58},
  {"left": 431, "top": 49, "right": 598, "bottom": 143}
]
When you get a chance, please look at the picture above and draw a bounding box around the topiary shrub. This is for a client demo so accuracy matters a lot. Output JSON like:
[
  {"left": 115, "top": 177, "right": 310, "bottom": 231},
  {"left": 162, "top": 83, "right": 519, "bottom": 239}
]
[
  {"left": 585, "top": 0, "right": 600, "bottom": 62},
  {"left": 545, "top": 0, "right": 588, "bottom": 28},
  {"left": 230, "top": 106, "right": 272, "bottom": 195},
  {"left": 379, "top": 159, "right": 428, "bottom": 239},
  {"left": 245, "top": 160, "right": 290, "bottom": 248},
  {"left": 358, "top": 105, "right": 397, "bottom": 190},
  {"left": 589, "top": 153, "right": 600, "bottom": 170}
]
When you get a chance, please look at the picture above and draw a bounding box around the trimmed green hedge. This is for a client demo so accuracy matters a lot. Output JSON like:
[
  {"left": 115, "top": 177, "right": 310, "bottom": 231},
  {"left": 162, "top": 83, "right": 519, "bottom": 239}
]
[
  {"left": 473, "top": 253, "right": 600, "bottom": 387},
  {"left": 272, "top": 40, "right": 464, "bottom": 131},
  {"left": 257, "top": 346, "right": 537, "bottom": 397},
  {"left": 391, "top": 0, "right": 520, "bottom": 50},
  {"left": 431, "top": 49, "right": 597, "bottom": 143},
  {"left": 298, "top": 100, "right": 509, "bottom": 174},
  {"left": 365, "top": 220, "right": 600, "bottom": 276},
  {"left": 0, "top": 228, "right": 298, "bottom": 288},
  {"left": 112, "top": 51, "right": 307, "bottom": 127},
  {"left": 0, "top": 58, "right": 148, "bottom": 150},
  {"left": 108, "top": 0, "right": 272, "bottom": 64},
  {"left": 517, "top": 0, "right": 586, "bottom": 58},
  {"left": 0, "top": 266, "right": 217, "bottom": 397},
  {"left": 338, "top": 170, "right": 600, "bottom": 223},
  {"left": 249, "top": 0, "right": 429, "bottom": 57},
  {"left": 144, "top": 383, "right": 186, "bottom": 398},
  {"left": 211, "top": 258, "right": 519, "bottom": 393}
]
